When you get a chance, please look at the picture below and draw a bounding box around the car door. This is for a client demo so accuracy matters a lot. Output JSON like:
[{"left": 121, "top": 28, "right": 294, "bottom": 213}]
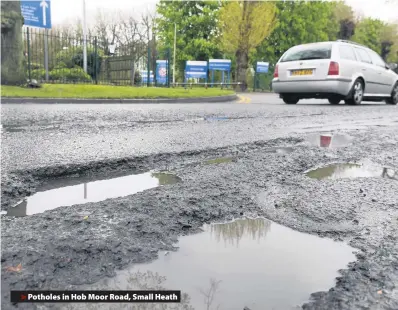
[
  {"left": 368, "top": 50, "right": 395, "bottom": 95},
  {"left": 353, "top": 47, "right": 379, "bottom": 95}
]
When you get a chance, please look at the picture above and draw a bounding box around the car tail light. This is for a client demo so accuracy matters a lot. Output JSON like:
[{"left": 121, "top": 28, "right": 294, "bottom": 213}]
[
  {"left": 273, "top": 64, "right": 279, "bottom": 78},
  {"left": 328, "top": 61, "right": 339, "bottom": 75}
]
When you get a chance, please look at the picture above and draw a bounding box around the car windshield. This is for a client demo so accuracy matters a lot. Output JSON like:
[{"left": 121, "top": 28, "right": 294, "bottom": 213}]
[{"left": 281, "top": 44, "right": 332, "bottom": 62}]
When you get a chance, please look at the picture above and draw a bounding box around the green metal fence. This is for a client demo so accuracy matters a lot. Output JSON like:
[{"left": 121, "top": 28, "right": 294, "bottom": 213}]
[{"left": 21, "top": 27, "right": 150, "bottom": 86}]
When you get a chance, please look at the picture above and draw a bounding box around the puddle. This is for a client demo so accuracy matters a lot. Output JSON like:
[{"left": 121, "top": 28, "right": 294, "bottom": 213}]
[
  {"left": 80, "top": 217, "right": 356, "bottom": 310},
  {"left": 305, "top": 133, "right": 352, "bottom": 148},
  {"left": 6, "top": 172, "right": 181, "bottom": 217},
  {"left": 204, "top": 157, "right": 235, "bottom": 165},
  {"left": 306, "top": 163, "right": 397, "bottom": 180}
]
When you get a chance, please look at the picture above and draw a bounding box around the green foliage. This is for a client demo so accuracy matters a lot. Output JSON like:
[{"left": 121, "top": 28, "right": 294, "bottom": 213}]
[
  {"left": 54, "top": 61, "right": 67, "bottom": 69},
  {"left": 255, "top": 1, "right": 339, "bottom": 66},
  {"left": 352, "top": 18, "right": 386, "bottom": 54},
  {"left": 30, "top": 69, "right": 46, "bottom": 80},
  {"left": 55, "top": 47, "right": 103, "bottom": 79},
  {"left": 49, "top": 67, "right": 92, "bottom": 82},
  {"left": 30, "top": 62, "right": 44, "bottom": 70},
  {"left": 134, "top": 71, "right": 142, "bottom": 85},
  {"left": 156, "top": 0, "right": 222, "bottom": 80}
]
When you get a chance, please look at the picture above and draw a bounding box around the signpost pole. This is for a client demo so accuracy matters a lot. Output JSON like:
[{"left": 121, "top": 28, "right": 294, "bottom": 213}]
[
  {"left": 147, "top": 47, "right": 150, "bottom": 87},
  {"left": 173, "top": 23, "right": 176, "bottom": 85},
  {"left": 27, "top": 27, "right": 31, "bottom": 81},
  {"left": 82, "top": 0, "right": 88, "bottom": 73},
  {"left": 168, "top": 48, "right": 171, "bottom": 88},
  {"left": 253, "top": 62, "right": 257, "bottom": 92},
  {"left": 44, "top": 29, "right": 49, "bottom": 81}
]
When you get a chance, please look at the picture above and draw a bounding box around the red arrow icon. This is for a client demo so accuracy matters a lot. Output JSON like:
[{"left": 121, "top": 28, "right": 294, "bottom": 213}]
[{"left": 20, "top": 294, "right": 27, "bottom": 301}]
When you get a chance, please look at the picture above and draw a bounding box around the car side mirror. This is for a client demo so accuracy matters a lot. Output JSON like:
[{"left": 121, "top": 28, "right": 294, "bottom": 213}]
[{"left": 385, "top": 64, "right": 391, "bottom": 70}]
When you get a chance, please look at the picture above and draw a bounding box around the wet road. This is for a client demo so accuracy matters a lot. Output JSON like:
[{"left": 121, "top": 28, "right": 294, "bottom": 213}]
[
  {"left": 2, "top": 93, "right": 398, "bottom": 173},
  {"left": 1, "top": 93, "right": 398, "bottom": 310}
]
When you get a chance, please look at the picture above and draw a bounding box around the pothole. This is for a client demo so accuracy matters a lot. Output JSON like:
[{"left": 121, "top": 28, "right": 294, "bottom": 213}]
[
  {"left": 79, "top": 217, "right": 356, "bottom": 310},
  {"left": 306, "top": 163, "right": 397, "bottom": 180},
  {"left": 4, "top": 172, "right": 181, "bottom": 217}
]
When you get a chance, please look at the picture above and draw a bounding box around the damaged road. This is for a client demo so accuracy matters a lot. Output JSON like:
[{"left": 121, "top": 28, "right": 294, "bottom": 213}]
[{"left": 1, "top": 94, "right": 398, "bottom": 309}]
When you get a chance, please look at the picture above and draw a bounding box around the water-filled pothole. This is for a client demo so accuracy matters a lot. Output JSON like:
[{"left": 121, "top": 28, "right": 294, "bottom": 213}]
[
  {"left": 306, "top": 163, "right": 397, "bottom": 180},
  {"left": 80, "top": 217, "right": 355, "bottom": 310},
  {"left": 5, "top": 172, "right": 181, "bottom": 217}
]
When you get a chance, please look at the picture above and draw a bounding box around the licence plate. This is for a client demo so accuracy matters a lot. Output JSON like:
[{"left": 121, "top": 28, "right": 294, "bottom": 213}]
[{"left": 291, "top": 69, "right": 313, "bottom": 76}]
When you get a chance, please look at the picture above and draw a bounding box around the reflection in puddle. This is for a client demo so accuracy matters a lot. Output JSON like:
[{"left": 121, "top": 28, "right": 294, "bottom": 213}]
[
  {"left": 79, "top": 218, "right": 355, "bottom": 310},
  {"left": 306, "top": 133, "right": 352, "bottom": 148},
  {"left": 306, "top": 163, "right": 397, "bottom": 180},
  {"left": 6, "top": 172, "right": 181, "bottom": 217}
]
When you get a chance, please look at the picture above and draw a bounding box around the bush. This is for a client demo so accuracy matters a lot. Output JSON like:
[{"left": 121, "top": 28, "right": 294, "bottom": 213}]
[
  {"left": 55, "top": 47, "right": 103, "bottom": 80},
  {"left": 134, "top": 71, "right": 141, "bottom": 85},
  {"left": 30, "top": 69, "right": 46, "bottom": 80},
  {"left": 49, "top": 67, "right": 92, "bottom": 82},
  {"left": 53, "top": 61, "right": 67, "bottom": 69},
  {"left": 30, "top": 62, "right": 44, "bottom": 70}
]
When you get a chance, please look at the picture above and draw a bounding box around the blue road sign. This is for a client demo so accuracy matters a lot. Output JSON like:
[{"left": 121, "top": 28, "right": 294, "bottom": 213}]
[
  {"left": 156, "top": 60, "right": 168, "bottom": 85},
  {"left": 185, "top": 61, "right": 208, "bottom": 79},
  {"left": 21, "top": 0, "right": 52, "bottom": 29},
  {"left": 256, "top": 61, "right": 269, "bottom": 73},
  {"left": 209, "top": 59, "right": 231, "bottom": 71}
]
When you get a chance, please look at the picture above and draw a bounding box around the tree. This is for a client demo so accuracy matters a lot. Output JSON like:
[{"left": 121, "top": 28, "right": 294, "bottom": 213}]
[
  {"left": 254, "top": 1, "right": 338, "bottom": 67},
  {"left": 156, "top": 0, "right": 222, "bottom": 82},
  {"left": 219, "top": 1, "right": 277, "bottom": 91},
  {"left": 333, "top": 1, "right": 356, "bottom": 40},
  {"left": 1, "top": 0, "right": 26, "bottom": 85}
]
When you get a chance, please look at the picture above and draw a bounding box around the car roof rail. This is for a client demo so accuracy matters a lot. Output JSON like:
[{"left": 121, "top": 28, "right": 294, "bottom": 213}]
[{"left": 336, "top": 39, "right": 368, "bottom": 48}]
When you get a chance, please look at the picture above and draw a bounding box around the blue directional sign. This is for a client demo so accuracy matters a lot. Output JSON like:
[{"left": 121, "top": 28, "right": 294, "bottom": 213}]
[
  {"left": 185, "top": 61, "right": 208, "bottom": 79},
  {"left": 256, "top": 61, "right": 269, "bottom": 73},
  {"left": 21, "top": 0, "right": 52, "bottom": 29},
  {"left": 209, "top": 59, "right": 232, "bottom": 71},
  {"left": 156, "top": 60, "right": 168, "bottom": 85}
]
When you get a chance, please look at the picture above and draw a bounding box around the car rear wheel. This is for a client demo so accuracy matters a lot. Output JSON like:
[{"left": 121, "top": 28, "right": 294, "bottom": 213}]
[
  {"left": 345, "top": 79, "right": 364, "bottom": 105},
  {"left": 328, "top": 97, "right": 341, "bottom": 105},
  {"left": 386, "top": 83, "right": 398, "bottom": 105},
  {"left": 283, "top": 96, "right": 299, "bottom": 104}
]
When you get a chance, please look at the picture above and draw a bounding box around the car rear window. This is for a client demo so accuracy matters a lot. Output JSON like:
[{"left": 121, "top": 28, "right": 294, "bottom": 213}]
[{"left": 280, "top": 44, "right": 332, "bottom": 62}]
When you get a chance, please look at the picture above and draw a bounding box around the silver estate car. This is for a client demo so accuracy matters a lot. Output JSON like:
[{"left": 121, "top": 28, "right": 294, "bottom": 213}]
[{"left": 272, "top": 40, "right": 398, "bottom": 105}]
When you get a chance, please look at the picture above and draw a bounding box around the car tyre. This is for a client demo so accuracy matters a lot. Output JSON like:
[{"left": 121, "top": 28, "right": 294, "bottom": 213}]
[
  {"left": 386, "top": 82, "right": 398, "bottom": 105},
  {"left": 328, "top": 97, "right": 341, "bottom": 105},
  {"left": 345, "top": 79, "right": 364, "bottom": 105},
  {"left": 283, "top": 96, "right": 299, "bottom": 104}
]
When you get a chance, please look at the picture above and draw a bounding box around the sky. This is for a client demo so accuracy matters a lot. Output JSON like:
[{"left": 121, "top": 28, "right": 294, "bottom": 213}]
[{"left": 47, "top": 0, "right": 398, "bottom": 26}]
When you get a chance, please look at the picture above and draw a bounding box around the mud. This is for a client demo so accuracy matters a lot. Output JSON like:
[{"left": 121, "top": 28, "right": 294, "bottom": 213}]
[{"left": 1, "top": 101, "right": 398, "bottom": 310}]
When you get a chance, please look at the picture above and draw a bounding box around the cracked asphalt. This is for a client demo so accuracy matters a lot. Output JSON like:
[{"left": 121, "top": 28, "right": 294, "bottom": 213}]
[{"left": 1, "top": 93, "right": 398, "bottom": 310}]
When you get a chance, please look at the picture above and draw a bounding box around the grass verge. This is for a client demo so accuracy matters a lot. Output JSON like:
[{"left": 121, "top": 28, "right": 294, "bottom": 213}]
[{"left": 1, "top": 84, "right": 235, "bottom": 99}]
